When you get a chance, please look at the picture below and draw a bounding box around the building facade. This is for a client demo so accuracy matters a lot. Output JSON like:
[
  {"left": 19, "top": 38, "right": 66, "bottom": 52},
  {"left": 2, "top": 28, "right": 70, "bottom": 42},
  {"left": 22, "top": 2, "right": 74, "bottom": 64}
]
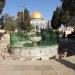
[{"left": 30, "top": 11, "right": 51, "bottom": 29}]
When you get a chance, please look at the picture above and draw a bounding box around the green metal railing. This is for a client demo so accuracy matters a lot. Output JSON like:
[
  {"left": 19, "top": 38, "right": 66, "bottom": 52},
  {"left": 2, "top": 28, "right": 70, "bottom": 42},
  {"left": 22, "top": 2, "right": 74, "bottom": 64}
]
[{"left": 10, "top": 30, "right": 59, "bottom": 47}]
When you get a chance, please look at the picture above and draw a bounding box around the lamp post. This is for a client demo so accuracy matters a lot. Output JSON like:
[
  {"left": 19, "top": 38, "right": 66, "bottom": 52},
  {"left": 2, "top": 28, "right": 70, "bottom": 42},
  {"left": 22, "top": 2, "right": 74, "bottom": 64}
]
[
  {"left": 22, "top": 7, "right": 24, "bottom": 23},
  {"left": 22, "top": 4, "right": 26, "bottom": 23}
]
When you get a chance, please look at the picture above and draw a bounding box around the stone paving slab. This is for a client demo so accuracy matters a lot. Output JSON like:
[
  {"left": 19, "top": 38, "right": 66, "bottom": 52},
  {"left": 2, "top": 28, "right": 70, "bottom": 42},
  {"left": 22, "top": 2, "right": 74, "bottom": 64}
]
[
  {"left": 0, "top": 56, "right": 75, "bottom": 75},
  {"left": 0, "top": 71, "right": 75, "bottom": 75}
]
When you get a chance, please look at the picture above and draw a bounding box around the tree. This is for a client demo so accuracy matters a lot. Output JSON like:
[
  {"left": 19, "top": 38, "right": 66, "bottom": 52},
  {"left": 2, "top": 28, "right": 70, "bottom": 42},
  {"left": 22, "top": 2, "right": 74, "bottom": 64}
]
[
  {"left": 61, "top": 0, "right": 75, "bottom": 27},
  {"left": 17, "top": 8, "right": 32, "bottom": 32},
  {"left": 0, "top": 0, "right": 5, "bottom": 13},
  {"left": 51, "top": 7, "right": 62, "bottom": 29},
  {"left": 4, "top": 14, "right": 17, "bottom": 31},
  {"left": 0, "top": 15, "right": 4, "bottom": 29},
  {"left": 46, "top": 20, "right": 50, "bottom": 30},
  {"left": 61, "top": 0, "right": 75, "bottom": 14}
]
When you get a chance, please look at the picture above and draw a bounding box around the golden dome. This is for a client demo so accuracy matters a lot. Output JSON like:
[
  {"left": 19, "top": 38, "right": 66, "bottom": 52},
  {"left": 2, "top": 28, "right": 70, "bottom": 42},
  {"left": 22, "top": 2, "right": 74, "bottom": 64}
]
[{"left": 31, "top": 11, "right": 43, "bottom": 19}]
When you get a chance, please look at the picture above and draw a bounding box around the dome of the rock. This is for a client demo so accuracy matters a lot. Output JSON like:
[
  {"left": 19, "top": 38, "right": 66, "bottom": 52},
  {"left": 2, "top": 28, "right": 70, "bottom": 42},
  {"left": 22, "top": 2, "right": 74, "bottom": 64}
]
[{"left": 31, "top": 11, "right": 43, "bottom": 19}]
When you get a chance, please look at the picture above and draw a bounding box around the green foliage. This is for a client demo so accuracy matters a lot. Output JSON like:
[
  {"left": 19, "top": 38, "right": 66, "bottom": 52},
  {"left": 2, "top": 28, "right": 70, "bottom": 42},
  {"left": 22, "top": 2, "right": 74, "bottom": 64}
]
[
  {"left": 10, "top": 32, "right": 25, "bottom": 45},
  {"left": 61, "top": 0, "right": 75, "bottom": 13},
  {"left": 51, "top": 7, "right": 62, "bottom": 29},
  {"left": 17, "top": 8, "right": 32, "bottom": 32},
  {"left": 39, "top": 29, "right": 58, "bottom": 46},
  {"left": 4, "top": 14, "right": 17, "bottom": 31},
  {"left": 61, "top": 0, "right": 75, "bottom": 27},
  {"left": 0, "top": 0, "right": 5, "bottom": 13},
  {"left": 10, "top": 30, "right": 58, "bottom": 47}
]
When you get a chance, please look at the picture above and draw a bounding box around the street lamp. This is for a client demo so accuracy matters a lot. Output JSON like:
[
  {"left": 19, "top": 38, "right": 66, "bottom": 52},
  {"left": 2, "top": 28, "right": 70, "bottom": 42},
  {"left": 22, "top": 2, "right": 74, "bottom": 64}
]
[{"left": 22, "top": 4, "right": 26, "bottom": 23}]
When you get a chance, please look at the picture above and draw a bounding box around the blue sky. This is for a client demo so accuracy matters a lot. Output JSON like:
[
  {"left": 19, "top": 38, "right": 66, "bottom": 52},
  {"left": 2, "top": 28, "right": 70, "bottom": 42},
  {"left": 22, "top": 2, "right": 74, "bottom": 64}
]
[{"left": 3, "top": 0, "right": 61, "bottom": 20}]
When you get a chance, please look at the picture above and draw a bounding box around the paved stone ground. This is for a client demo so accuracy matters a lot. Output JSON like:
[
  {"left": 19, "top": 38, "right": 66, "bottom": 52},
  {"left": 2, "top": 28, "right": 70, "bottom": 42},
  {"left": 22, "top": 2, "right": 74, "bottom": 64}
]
[{"left": 0, "top": 56, "right": 75, "bottom": 75}]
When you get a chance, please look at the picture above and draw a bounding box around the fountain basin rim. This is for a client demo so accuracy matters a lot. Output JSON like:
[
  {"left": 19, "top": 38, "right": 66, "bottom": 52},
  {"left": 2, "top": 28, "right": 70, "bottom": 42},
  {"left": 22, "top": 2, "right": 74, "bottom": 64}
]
[{"left": 29, "top": 36, "right": 41, "bottom": 43}]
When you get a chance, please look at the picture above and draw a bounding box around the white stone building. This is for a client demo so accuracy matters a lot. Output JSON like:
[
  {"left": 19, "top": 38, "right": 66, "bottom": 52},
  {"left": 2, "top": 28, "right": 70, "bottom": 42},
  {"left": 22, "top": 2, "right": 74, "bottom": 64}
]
[{"left": 30, "top": 11, "right": 51, "bottom": 29}]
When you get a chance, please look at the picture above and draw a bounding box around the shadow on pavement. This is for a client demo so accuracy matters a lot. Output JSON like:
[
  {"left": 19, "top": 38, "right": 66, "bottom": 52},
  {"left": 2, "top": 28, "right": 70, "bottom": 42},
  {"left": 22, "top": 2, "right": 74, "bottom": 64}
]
[{"left": 55, "top": 59, "right": 75, "bottom": 71}]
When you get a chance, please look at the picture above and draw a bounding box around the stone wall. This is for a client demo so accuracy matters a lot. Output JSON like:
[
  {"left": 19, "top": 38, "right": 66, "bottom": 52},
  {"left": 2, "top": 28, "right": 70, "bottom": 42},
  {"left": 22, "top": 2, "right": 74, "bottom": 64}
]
[{"left": 11, "top": 45, "right": 58, "bottom": 60}]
